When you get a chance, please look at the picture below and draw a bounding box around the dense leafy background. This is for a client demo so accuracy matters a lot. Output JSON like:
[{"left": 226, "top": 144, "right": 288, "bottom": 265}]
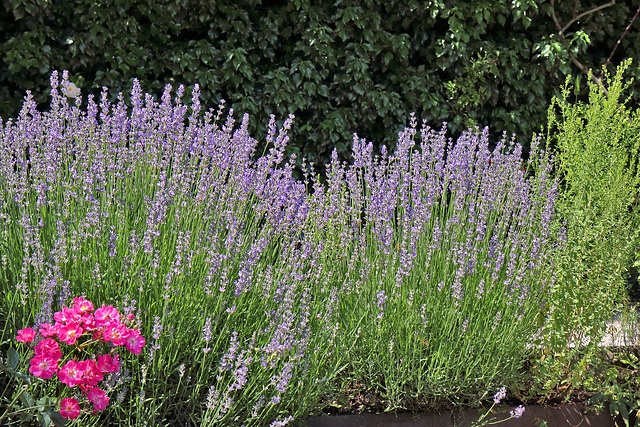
[{"left": 1, "top": 0, "right": 640, "bottom": 168}]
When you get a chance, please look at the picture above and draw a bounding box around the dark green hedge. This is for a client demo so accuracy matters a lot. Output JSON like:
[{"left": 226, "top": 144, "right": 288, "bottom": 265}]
[{"left": 2, "top": 0, "right": 640, "bottom": 167}]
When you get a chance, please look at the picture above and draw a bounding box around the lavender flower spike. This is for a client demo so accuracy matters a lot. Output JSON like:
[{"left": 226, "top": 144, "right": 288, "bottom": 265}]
[{"left": 510, "top": 405, "right": 525, "bottom": 419}]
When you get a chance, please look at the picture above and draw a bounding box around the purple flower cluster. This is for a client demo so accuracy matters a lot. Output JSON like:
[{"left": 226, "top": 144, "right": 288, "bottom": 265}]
[
  {"left": 493, "top": 386, "right": 506, "bottom": 404},
  {"left": 510, "top": 405, "right": 525, "bottom": 419}
]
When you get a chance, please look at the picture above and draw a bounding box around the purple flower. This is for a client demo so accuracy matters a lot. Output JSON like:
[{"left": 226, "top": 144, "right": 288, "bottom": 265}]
[
  {"left": 205, "top": 386, "right": 219, "bottom": 411},
  {"left": 376, "top": 290, "right": 387, "bottom": 320},
  {"left": 273, "top": 362, "right": 293, "bottom": 393},
  {"left": 228, "top": 352, "right": 252, "bottom": 391},
  {"left": 270, "top": 416, "right": 294, "bottom": 427},
  {"left": 152, "top": 316, "right": 163, "bottom": 340},
  {"left": 510, "top": 405, "right": 525, "bottom": 419},
  {"left": 219, "top": 332, "right": 239, "bottom": 373},
  {"left": 461, "top": 317, "right": 469, "bottom": 333},
  {"left": 202, "top": 317, "right": 212, "bottom": 353}
]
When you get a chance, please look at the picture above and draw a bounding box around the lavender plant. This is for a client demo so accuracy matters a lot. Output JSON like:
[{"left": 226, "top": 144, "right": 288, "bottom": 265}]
[
  {"left": 303, "top": 118, "right": 558, "bottom": 409},
  {"left": 1, "top": 71, "right": 559, "bottom": 425},
  {"left": 0, "top": 71, "right": 342, "bottom": 426}
]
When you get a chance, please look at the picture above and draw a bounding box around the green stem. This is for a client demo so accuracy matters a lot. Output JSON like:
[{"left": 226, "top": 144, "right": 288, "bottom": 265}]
[
  {"left": 473, "top": 401, "right": 496, "bottom": 425},
  {"left": 483, "top": 414, "right": 515, "bottom": 426},
  {"left": 1, "top": 403, "right": 57, "bottom": 419},
  {"left": 0, "top": 385, "right": 30, "bottom": 423}
]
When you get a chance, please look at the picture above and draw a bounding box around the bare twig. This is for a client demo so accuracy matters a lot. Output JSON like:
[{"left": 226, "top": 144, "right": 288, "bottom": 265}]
[
  {"left": 549, "top": 0, "right": 564, "bottom": 34},
  {"left": 549, "top": 0, "right": 617, "bottom": 92},
  {"left": 561, "top": 0, "right": 616, "bottom": 34},
  {"left": 602, "top": 3, "right": 640, "bottom": 75}
]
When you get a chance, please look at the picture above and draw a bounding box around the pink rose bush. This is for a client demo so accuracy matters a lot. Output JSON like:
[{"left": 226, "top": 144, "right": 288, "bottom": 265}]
[{"left": 15, "top": 297, "right": 146, "bottom": 420}]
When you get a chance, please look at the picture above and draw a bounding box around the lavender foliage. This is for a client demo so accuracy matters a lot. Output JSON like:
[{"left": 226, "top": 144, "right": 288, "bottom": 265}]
[{"left": 0, "top": 73, "right": 559, "bottom": 423}]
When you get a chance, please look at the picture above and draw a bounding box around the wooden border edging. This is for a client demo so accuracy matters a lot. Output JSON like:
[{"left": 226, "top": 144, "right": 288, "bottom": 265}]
[{"left": 300, "top": 403, "right": 620, "bottom": 427}]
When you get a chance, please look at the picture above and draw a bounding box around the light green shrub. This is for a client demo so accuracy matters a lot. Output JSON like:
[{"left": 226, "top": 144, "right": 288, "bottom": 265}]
[{"left": 529, "top": 59, "right": 640, "bottom": 400}]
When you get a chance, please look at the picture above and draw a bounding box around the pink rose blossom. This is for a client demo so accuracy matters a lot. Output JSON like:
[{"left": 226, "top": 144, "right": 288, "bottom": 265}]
[
  {"left": 34, "top": 338, "right": 62, "bottom": 360},
  {"left": 59, "top": 398, "right": 81, "bottom": 420},
  {"left": 125, "top": 329, "right": 146, "bottom": 355},
  {"left": 96, "top": 354, "right": 120, "bottom": 373},
  {"left": 80, "top": 313, "right": 96, "bottom": 331},
  {"left": 87, "top": 387, "right": 109, "bottom": 411},
  {"left": 77, "top": 360, "right": 103, "bottom": 390},
  {"left": 103, "top": 323, "right": 130, "bottom": 346},
  {"left": 16, "top": 327, "right": 36, "bottom": 342},
  {"left": 28, "top": 356, "right": 58, "bottom": 378},
  {"left": 72, "top": 297, "right": 94, "bottom": 314},
  {"left": 57, "top": 360, "right": 84, "bottom": 387},
  {"left": 94, "top": 305, "right": 120, "bottom": 327},
  {"left": 57, "top": 322, "right": 84, "bottom": 345},
  {"left": 38, "top": 323, "right": 59, "bottom": 337},
  {"left": 54, "top": 307, "right": 81, "bottom": 325}
]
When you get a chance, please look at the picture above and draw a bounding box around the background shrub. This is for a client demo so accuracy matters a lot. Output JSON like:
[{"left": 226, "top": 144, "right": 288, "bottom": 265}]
[
  {"left": 2, "top": 0, "right": 640, "bottom": 169},
  {"left": 527, "top": 60, "right": 640, "bottom": 401},
  {"left": 549, "top": 60, "right": 640, "bottom": 333}
]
